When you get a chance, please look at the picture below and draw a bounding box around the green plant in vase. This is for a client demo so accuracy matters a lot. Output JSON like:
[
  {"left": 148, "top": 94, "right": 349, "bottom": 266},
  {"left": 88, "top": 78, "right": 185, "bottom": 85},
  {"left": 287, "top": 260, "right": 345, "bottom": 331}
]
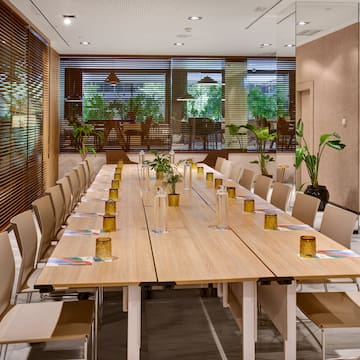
[
  {"left": 145, "top": 150, "right": 172, "bottom": 179},
  {"left": 72, "top": 122, "right": 103, "bottom": 160},
  {"left": 240, "top": 124, "right": 276, "bottom": 176},
  {"left": 163, "top": 166, "right": 183, "bottom": 206},
  {"left": 295, "top": 118, "right": 346, "bottom": 210}
]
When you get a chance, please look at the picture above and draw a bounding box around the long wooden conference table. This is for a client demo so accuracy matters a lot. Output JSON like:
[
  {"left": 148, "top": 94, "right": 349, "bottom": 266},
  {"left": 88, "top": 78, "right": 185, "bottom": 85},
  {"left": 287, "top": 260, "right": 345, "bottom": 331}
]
[{"left": 36, "top": 163, "right": 360, "bottom": 360}]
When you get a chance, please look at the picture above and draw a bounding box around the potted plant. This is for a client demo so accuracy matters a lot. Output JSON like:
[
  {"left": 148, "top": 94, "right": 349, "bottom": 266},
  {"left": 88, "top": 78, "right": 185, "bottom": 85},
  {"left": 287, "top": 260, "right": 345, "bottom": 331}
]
[
  {"left": 72, "top": 122, "right": 103, "bottom": 160},
  {"left": 163, "top": 166, "right": 182, "bottom": 206},
  {"left": 225, "top": 124, "right": 247, "bottom": 150},
  {"left": 295, "top": 119, "right": 346, "bottom": 210},
  {"left": 145, "top": 150, "right": 172, "bottom": 179},
  {"left": 240, "top": 124, "right": 277, "bottom": 176}
]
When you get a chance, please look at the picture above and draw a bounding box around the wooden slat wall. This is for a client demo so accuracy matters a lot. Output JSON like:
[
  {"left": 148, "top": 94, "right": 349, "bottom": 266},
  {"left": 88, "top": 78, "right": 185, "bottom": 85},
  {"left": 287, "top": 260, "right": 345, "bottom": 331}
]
[{"left": 0, "top": 0, "right": 49, "bottom": 229}]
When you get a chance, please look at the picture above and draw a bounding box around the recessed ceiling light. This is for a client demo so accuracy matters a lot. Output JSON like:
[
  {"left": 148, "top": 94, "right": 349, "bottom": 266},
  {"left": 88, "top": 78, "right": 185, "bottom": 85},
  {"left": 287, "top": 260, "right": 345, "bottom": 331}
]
[
  {"left": 63, "top": 15, "right": 76, "bottom": 25},
  {"left": 1, "top": 40, "right": 6, "bottom": 44},
  {"left": 260, "top": 43, "right": 272, "bottom": 48},
  {"left": 80, "top": 41, "right": 90, "bottom": 45},
  {"left": 297, "top": 21, "right": 309, "bottom": 26},
  {"left": 188, "top": 16, "right": 202, "bottom": 20},
  {"left": 284, "top": 44, "right": 295, "bottom": 48},
  {"left": 174, "top": 42, "right": 184, "bottom": 46}
]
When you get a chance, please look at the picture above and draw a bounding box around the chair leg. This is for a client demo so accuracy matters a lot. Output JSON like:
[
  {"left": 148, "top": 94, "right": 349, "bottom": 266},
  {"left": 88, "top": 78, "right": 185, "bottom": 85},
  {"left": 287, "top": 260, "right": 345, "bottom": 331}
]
[
  {"left": 321, "top": 329, "right": 326, "bottom": 360},
  {"left": 123, "top": 287, "right": 128, "bottom": 312},
  {"left": 83, "top": 337, "right": 88, "bottom": 360},
  {"left": 26, "top": 292, "right": 32, "bottom": 303},
  {"left": 94, "top": 288, "right": 99, "bottom": 360},
  {"left": 1, "top": 344, "right": 8, "bottom": 360}
]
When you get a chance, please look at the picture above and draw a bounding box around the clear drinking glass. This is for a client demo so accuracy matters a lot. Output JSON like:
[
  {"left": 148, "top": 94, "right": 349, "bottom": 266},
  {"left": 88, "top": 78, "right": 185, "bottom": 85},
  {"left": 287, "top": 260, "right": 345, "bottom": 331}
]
[{"left": 216, "top": 185, "right": 228, "bottom": 230}]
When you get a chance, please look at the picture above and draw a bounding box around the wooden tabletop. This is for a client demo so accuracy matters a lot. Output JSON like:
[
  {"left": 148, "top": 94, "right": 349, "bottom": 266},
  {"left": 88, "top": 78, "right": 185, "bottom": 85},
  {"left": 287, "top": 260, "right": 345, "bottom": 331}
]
[
  {"left": 192, "top": 164, "right": 360, "bottom": 280},
  {"left": 36, "top": 165, "right": 157, "bottom": 288},
  {"left": 143, "top": 171, "right": 273, "bottom": 285}
]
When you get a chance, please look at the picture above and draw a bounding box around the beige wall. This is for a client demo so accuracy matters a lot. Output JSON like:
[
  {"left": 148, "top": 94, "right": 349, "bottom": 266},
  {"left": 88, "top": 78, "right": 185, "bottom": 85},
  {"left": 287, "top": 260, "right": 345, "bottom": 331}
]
[
  {"left": 296, "top": 23, "right": 359, "bottom": 211},
  {"left": 46, "top": 47, "right": 60, "bottom": 187}
]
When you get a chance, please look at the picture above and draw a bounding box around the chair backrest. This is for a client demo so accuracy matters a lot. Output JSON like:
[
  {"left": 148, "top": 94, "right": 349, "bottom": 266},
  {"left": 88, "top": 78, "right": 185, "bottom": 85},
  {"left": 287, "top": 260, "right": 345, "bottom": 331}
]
[
  {"left": 10, "top": 210, "right": 37, "bottom": 294},
  {"left": 45, "top": 184, "right": 66, "bottom": 232},
  {"left": 292, "top": 193, "right": 320, "bottom": 227},
  {"left": 0, "top": 232, "right": 14, "bottom": 317},
  {"left": 253, "top": 175, "right": 273, "bottom": 201},
  {"left": 80, "top": 161, "right": 91, "bottom": 188},
  {"left": 56, "top": 176, "right": 73, "bottom": 218},
  {"left": 270, "top": 182, "right": 291, "bottom": 211},
  {"left": 85, "top": 158, "right": 95, "bottom": 183},
  {"left": 229, "top": 163, "right": 243, "bottom": 183},
  {"left": 239, "top": 169, "right": 256, "bottom": 190},
  {"left": 66, "top": 170, "right": 81, "bottom": 207},
  {"left": 220, "top": 159, "right": 232, "bottom": 179},
  {"left": 320, "top": 204, "right": 357, "bottom": 248},
  {"left": 32, "top": 195, "right": 56, "bottom": 262},
  {"left": 214, "top": 157, "right": 225, "bottom": 172},
  {"left": 74, "top": 165, "right": 86, "bottom": 195},
  {"left": 105, "top": 150, "right": 136, "bottom": 164}
]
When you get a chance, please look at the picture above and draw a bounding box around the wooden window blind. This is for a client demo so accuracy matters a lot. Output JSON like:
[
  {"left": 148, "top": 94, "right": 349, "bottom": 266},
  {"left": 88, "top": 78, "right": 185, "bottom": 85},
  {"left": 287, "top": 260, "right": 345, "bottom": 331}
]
[{"left": 0, "top": 0, "right": 48, "bottom": 230}]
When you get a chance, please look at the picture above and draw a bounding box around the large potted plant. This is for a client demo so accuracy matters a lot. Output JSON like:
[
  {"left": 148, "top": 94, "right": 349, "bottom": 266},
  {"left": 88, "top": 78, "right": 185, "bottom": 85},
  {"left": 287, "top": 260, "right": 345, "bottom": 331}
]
[
  {"left": 240, "top": 124, "right": 276, "bottom": 176},
  {"left": 295, "top": 119, "right": 346, "bottom": 210},
  {"left": 72, "top": 122, "right": 103, "bottom": 160},
  {"left": 145, "top": 150, "right": 172, "bottom": 179}
]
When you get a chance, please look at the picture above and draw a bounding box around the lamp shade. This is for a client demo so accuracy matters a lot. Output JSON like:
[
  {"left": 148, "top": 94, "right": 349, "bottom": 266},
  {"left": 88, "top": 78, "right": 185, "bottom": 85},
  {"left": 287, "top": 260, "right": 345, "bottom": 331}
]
[
  {"left": 176, "top": 93, "right": 195, "bottom": 101},
  {"left": 105, "top": 72, "right": 120, "bottom": 86},
  {"left": 197, "top": 75, "right": 218, "bottom": 85}
]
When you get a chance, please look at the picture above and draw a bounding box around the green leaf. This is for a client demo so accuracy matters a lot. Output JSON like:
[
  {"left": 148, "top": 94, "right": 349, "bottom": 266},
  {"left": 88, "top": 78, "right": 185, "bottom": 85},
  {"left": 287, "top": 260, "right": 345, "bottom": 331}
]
[
  {"left": 326, "top": 140, "right": 346, "bottom": 150},
  {"left": 249, "top": 160, "right": 259, "bottom": 164},
  {"left": 295, "top": 147, "right": 305, "bottom": 168},
  {"left": 296, "top": 119, "right": 303, "bottom": 137},
  {"left": 319, "top": 133, "right": 333, "bottom": 146}
]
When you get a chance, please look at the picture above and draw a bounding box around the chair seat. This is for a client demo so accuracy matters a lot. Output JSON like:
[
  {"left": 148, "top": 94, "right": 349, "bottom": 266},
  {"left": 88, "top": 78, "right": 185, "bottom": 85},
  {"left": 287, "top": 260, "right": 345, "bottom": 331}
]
[
  {"left": 0, "top": 300, "right": 94, "bottom": 344},
  {"left": 297, "top": 292, "right": 360, "bottom": 329}
]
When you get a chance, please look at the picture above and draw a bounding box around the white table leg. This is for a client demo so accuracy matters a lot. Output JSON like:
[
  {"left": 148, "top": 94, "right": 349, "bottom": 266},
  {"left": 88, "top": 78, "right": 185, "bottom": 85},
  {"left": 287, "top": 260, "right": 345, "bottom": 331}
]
[
  {"left": 222, "top": 282, "right": 229, "bottom": 307},
  {"left": 217, "top": 282, "right": 223, "bottom": 298},
  {"left": 284, "top": 282, "right": 296, "bottom": 360},
  {"left": 242, "top": 281, "right": 256, "bottom": 360},
  {"left": 123, "top": 287, "right": 128, "bottom": 312},
  {"left": 127, "top": 285, "right": 141, "bottom": 360}
]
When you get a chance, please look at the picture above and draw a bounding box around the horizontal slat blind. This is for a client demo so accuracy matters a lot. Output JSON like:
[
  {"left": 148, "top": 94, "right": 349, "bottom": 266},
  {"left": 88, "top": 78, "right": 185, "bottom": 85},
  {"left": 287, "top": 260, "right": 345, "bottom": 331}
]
[{"left": 0, "top": 0, "right": 47, "bottom": 230}]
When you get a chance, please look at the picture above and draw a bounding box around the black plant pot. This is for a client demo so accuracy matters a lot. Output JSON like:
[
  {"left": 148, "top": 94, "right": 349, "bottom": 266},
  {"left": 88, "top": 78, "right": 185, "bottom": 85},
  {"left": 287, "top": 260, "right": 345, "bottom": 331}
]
[{"left": 304, "top": 185, "right": 329, "bottom": 211}]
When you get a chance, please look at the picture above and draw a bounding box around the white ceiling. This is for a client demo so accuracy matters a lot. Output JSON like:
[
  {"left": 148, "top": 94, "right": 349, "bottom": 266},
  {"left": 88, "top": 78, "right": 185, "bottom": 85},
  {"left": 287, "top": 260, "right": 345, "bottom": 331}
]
[{"left": 7, "top": 0, "right": 360, "bottom": 56}]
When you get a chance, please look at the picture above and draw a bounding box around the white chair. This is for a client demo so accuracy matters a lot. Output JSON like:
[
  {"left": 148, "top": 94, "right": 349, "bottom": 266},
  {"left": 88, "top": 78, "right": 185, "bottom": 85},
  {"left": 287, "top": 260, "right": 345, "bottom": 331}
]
[
  {"left": 253, "top": 175, "right": 273, "bottom": 201},
  {"left": 270, "top": 182, "right": 291, "bottom": 211},
  {"left": 220, "top": 159, "right": 232, "bottom": 179},
  {"left": 45, "top": 184, "right": 66, "bottom": 239},
  {"left": 239, "top": 169, "right": 256, "bottom": 191},
  {"left": 0, "top": 232, "right": 95, "bottom": 360},
  {"left": 214, "top": 157, "right": 225, "bottom": 172},
  {"left": 229, "top": 163, "right": 242, "bottom": 183},
  {"left": 292, "top": 193, "right": 320, "bottom": 227},
  {"left": 56, "top": 176, "right": 74, "bottom": 220}
]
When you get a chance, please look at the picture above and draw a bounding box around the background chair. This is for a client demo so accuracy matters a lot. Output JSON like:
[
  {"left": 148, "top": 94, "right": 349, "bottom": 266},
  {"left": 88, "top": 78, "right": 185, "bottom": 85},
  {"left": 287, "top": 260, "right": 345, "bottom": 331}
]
[
  {"left": 292, "top": 193, "right": 320, "bottom": 227},
  {"left": 219, "top": 159, "right": 232, "bottom": 179},
  {"left": 105, "top": 150, "right": 136, "bottom": 164},
  {"left": 270, "top": 182, "right": 291, "bottom": 211},
  {"left": 66, "top": 170, "right": 82, "bottom": 208},
  {"left": 253, "top": 175, "right": 273, "bottom": 201},
  {"left": 56, "top": 176, "right": 74, "bottom": 221},
  {"left": 45, "top": 184, "right": 66, "bottom": 240},
  {"left": 297, "top": 291, "right": 360, "bottom": 360},
  {"left": 239, "top": 169, "right": 256, "bottom": 191},
  {"left": 0, "top": 232, "right": 94, "bottom": 360},
  {"left": 214, "top": 157, "right": 225, "bottom": 172},
  {"left": 200, "top": 150, "right": 229, "bottom": 169},
  {"left": 229, "top": 163, "right": 242, "bottom": 183},
  {"left": 32, "top": 195, "right": 57, "bottom": 263}
]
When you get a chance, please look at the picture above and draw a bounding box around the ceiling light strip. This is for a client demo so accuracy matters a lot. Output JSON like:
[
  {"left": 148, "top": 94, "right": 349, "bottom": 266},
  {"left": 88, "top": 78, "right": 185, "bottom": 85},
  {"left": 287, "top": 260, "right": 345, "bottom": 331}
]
[
  {"left": 276, "top": 10, "right": 295, "bottom": 25},
  {"left": 29, "top": 0, "right": 70, "bottom": 47},
  {"left": 244, "top": 0, "right": 283, "bottom": 30}
]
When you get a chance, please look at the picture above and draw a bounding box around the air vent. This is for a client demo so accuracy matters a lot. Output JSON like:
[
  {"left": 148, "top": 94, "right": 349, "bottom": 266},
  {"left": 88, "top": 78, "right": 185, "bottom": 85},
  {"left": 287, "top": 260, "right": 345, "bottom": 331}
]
[
  {"left": 297, "top": 29, "right": 322, "bottom": 36},
  {"left": 176, "top": 34, "right": 192, "bottom": 38},
  {"left": 254, "top": 6, "right": 267, "bottom": 12}
]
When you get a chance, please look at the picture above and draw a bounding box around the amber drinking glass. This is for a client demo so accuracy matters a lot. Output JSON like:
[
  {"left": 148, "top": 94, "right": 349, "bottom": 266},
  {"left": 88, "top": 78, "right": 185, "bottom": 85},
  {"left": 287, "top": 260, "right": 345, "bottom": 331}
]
[
  {"left": 111, "top": 179, "right": 120, "bottom": 189},
  {"left": 244, "top": 197, "right": 255, "bottom": 212},
  {"left": 206, "top": 172, "right": 214, "bottom": 182},
  {"left": 227, "top": 186, "right": 236, "bottom": 199},
  {"left": 264, "top": 212, "right": 278, "bottom": 230},
  {"left": 105, "top": 199, "right": 116, "bottom": 215},
  {"left": 197, "top": 166, "right": 204, "bottom": 176},
  {"left": 96, "top": 237, "right": 112, "bottom": 260},
  {"left": 109, "top": 188, "right": 118, "bottom": 200},
  {"left": 300, "top": 235, "right": 316, "bottom": 258},
  {"left": 214, "top": 178, "right": 223, "bottom": 190},
  {"left": 103, "top": 214, "right": 116, "bottom": 232}
]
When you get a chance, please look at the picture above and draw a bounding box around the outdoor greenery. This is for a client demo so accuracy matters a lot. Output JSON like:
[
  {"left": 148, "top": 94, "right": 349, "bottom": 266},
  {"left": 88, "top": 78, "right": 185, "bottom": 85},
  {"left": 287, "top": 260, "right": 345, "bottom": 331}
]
[{"left": 295, "top": 119, "right": 346, "bottom": 187}]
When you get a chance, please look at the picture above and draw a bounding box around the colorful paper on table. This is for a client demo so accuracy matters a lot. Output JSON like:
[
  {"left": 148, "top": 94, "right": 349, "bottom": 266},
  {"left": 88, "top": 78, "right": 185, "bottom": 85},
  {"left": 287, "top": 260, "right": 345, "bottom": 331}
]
[
  {"left": 255, "top": 208, "right": 283, "bottom": 214},
  {"left": 72, "top": 212, "right": 99, "bottom": 218},
  {"left": 316, "top": 249, "right": 360, "bottom": 259},
  {"left": 277, "top": 224, "right": 313, "bottom": 231},
  {"left": 87, "top": 188, "right": 109, "bottom": 193},
  {"left": 46, "top": 256, "right": 112, "bottom": 266},
  {"left": 64, "top": 229, "right": 103, "bottom": 236}
]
